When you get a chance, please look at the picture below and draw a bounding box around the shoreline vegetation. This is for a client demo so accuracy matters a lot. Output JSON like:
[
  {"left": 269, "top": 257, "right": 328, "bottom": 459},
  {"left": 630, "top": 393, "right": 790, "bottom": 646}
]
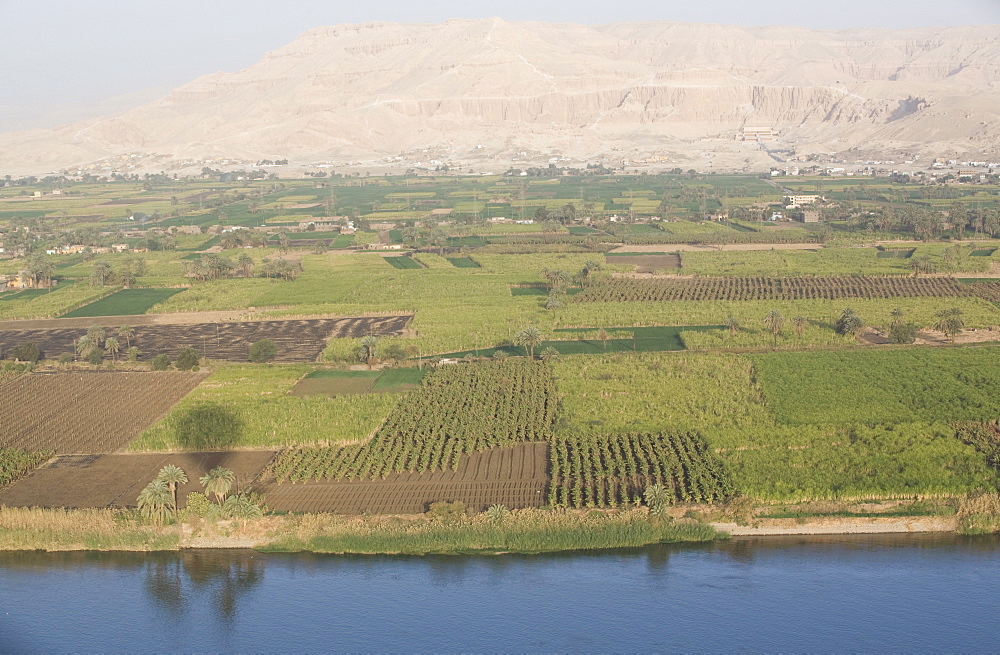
[{"left": 2, "top": 496, "right": 997, "bottom": 554}]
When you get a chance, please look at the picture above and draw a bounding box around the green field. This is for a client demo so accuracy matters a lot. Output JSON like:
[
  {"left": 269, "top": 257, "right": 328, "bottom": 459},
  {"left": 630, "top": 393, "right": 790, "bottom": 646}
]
[
  {"left": 293, "top": 367, "right": 427, "bottom": 396},
  {"left": 446, "top": 257, "right": 480, "bottom": 268},
  {"left": 61, "top": 288, "right": 186, "bottom": 317},
  {"left": 384, "top": 256, "right": 423, "bottom": 269},
  {"left": 6, "top": 173, "right": 1000, "bottom": 521},
  {"left": 750, "top": 347, "right": 1000, "bottom": 425}
]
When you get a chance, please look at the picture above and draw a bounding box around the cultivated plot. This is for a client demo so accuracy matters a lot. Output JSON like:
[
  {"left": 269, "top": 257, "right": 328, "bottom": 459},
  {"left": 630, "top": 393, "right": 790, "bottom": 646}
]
[
  {"left": 60, "top": 288, "right": 186, "bottom": 318},
  {"left": 0, "top": 371, "right": 208, "bottom": 453},
  {"left": 0, "top": 316, "right": 412, "bottom": 362},
  {"left": 260, "top": 442, "right": 549, "bottom": 514},
  {"left": 0, "top": 450, "right": 276, "bottom": 509}
]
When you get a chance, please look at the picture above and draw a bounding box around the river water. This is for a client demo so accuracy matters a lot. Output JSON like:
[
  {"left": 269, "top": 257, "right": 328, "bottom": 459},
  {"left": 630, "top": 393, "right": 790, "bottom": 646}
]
[{"left": 1, "top": 534, "right": 998, "bottom": 652}]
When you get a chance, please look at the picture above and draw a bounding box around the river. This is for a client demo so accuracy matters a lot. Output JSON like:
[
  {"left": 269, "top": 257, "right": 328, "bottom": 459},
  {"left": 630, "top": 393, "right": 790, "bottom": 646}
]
[{"left": 1, "top": 534, "right": 998, "bottom": 651}]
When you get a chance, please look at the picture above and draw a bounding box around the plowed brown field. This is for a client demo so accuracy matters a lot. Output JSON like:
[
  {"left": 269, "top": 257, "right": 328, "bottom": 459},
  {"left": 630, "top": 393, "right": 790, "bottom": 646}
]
[
  {"left": 0, "top": 371, "right": 208, "bottom": 453},
  {"left": 0, "top": 316, "right": 412, "bottom": 363},
  {"left": 260, "top": 442, "right": 549, "bottom": 514},
  {"left": 0, "top": 451, "right": 276, "bottom": 508}
]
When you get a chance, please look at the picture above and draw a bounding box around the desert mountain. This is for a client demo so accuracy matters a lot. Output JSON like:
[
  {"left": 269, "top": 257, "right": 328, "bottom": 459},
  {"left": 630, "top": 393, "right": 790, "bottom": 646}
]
[{"left": 3, "top": 19, "right": 999, "bottom": 174}]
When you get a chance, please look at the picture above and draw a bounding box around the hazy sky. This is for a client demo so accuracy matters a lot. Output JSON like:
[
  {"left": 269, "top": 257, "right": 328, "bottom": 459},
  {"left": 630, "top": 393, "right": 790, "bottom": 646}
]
[{"left": 2, "top": 0, "right": 998, "bottom": 130}]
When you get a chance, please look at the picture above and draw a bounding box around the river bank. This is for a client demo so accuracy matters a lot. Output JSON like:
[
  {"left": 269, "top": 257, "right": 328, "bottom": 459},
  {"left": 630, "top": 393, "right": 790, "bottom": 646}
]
[{"left": 2, "top": 503, "right": 995, "bottom": 554}]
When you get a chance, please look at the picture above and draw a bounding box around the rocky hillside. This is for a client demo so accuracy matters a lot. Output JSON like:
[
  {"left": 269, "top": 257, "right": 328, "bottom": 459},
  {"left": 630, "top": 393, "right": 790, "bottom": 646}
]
[{"left": 2, "top": 19, "right": 998, "bottom": 174}]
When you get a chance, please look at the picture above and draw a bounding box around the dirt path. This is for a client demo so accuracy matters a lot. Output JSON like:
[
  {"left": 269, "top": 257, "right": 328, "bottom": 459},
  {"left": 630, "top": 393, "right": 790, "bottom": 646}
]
[
  {"left": 711, "top": 515, "right": 958, "bottom": 536},
  {"left": 610, "top": 243, "right": 822, "bottom": 253}
]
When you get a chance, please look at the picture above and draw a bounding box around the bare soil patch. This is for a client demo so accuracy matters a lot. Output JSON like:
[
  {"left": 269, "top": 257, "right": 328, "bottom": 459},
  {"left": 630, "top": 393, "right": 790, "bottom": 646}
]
[
  {"left": 259, "top": 442, "right": 549, "bottom": 514},
  {"left": 0, "top": 450, "right": 276, "bottom": 509},
  {"left": 861, "top": 327, "right": 1000, "bottom": 346},
  {"left": 0, "top": 370, "right": 209, "bottom": 454}
]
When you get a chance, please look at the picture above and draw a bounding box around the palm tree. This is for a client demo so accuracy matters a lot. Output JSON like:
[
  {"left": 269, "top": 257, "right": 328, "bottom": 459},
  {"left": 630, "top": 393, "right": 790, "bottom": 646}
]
[
  {"left": 836, "top": 307, "right": 864, "bottom": 336},
  {"left": 137, "top": 479, "right": 174, "bottom": 525},
  {"left": 156, "top": 464, "right": 188, "bottom": 512},
  {"left": 724, "top": 316, "right": 740, "bottom": 338},
  {"left": 87, "top": 325, "right": 105, "bottom": 347},
  {"left": 792, "top": 315, "right": 809, "bottom": 337},
  {"left": 544, "top": 294, "right": 563, "bottom": 311},
  {"left": 117, "top": 324, "right": 135, "bottom": 349},
  {"left": 934, "top": 307, "right": 965, "bottom": 342},
  {"left": 763, "top": 310, "right": 784, "bottom": 347},
  {"left": 514, "top": 327, "right": 543, "bottom": 359},
  {"left": 359, "top": 335, "right": 379, "bottom": 368},
  {"left": 539, "top": 346, "right": 560, "bottom": 362},
  {"left": 118, "top": 268, "right": 136, "bottom": 289},
  {"left": 890, "top": 307, "right": 906, "bottom": 330},
  {"left": 222, "top": 494, "right": 263, "bottom": 529},
  {"left": 104, "top": 336, "right": 120, "bottom": 363},
  {"left": 127, "top": 346, "right": 141, "bottom": 362},
  {"left": 200, "top": 466, "right": 236, "bottom": 505},
  {"left": 643, "top": 484, "right": 671, "bottom": 519},
  {"left": 237, "top": 253, "right": 254, "bottom": 278},
  {"left": 75, "top": 334, "right": 96, "bottom": 359},
  {"left": 581, "top": 260, "right": 602, "bottom": 286}
]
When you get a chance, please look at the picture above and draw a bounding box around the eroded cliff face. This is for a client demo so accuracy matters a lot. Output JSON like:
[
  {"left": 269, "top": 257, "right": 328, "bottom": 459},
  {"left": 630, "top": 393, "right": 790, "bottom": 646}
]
[{"left": 3, "top": 19, "right": 999, "bottom": 172}]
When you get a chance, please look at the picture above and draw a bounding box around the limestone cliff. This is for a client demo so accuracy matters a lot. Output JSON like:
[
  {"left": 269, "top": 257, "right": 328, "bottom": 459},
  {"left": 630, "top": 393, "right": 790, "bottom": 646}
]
[{"left": 2, "top": 19, "right": 998, "bottom": 173}]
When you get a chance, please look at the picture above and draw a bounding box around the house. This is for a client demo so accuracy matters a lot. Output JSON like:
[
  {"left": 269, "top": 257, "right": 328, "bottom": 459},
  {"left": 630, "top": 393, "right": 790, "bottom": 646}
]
[
  {"left": 365, "top": 243, "right": 403, "bottom": 251},
  {"left": 786, "top": 195, "right": 823, "bottom": 208},
  {"left": 799, "top": 210, "right": 821, "bottom": 223},
  {"left": 111, "top": 243, "right": 129, "bottom": 253}
]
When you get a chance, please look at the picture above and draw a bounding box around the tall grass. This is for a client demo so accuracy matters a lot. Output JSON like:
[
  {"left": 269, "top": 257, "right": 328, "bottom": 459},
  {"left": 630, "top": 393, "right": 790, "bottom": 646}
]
[
  {"left": 260, "top": 509, "right": 721, "bottom": 555},
  {"left": 0, "top": 507, "right": 178, "bottom": 551}
]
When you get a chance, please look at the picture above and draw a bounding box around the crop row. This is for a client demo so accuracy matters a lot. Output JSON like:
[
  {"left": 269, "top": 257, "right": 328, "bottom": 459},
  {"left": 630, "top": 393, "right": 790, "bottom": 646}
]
[
  {"left": 574, "top": 275, "right": 978, "bottom": 303},
  {"left": 270, "top": 360, "right": 557, "bottom": 482},
  {"left": 547, "top": 432, "right": 734, "bottom": 508},
  {"left": 0, "top": 448, "right": 54, "bottom": 487}
]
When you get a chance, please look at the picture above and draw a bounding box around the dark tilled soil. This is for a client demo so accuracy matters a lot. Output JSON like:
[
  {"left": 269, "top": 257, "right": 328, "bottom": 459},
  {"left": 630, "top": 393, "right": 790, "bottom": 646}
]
[
  {"left": 0, "top": 370, "right": 209, "bottom": 454},
  {"left": 0, "top": 316, "right": 412, "bottom": 362},
  {"left": 0, "top": 451, "right": 277, "bottom": 509}
]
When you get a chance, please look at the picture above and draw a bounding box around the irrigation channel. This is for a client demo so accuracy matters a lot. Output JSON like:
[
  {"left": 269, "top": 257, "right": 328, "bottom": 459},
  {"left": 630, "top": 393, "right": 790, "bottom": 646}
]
[{"left": 1, "top": 534, "right": 998, "bottom": 651}]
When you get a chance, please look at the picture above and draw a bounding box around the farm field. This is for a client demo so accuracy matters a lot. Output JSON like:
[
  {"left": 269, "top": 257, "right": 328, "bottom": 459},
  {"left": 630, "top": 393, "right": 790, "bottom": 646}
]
[
  {"left": 575, "top": 275, "right": 994, "bottom": 303},
  {"left": 261, "top": 442, "right": 548, "bottom": 514},
  {"left": 290, "top": 367, "right": 427, "bottom": 396},
  {"left": 130, "top": 365, "right": 403, "bottom": 451},
  {"left": 551, "top": 351, "right": 999, "bottom": 501},
  {"left": 0, "top": 450, "right": 276, "bottom": 509},
  {"left": 605, "top": 252, "right": 682, "bottom": 271},
  {"left": 60, "top": 288, "right": 186, "bottom": 317},
  {"left": 269, "top": 360, "right": 557, "bottom": 481},
  {"left": 749, "top": 346, "right": 1000, "bottom": 425},
  {"left": 0, "top": 316, "right": 412, "bottom": 362},
  {"left": 549, "top": 432, "right": 733, "bottom": 508},
  {"left": 384, "top": 256, "right": 422, "bottom": 269},
  {"left": 0, "top": 371, "right": 208, "bottom": 453},
  {"left": 446, "top": 257, "right": 480, "bottom": 268},
  {"left": 4, "top": 174, "right": 1000, "bottom": 527},
  {"left": 0, "top": 448, "right": 54, "bottom": 487}
]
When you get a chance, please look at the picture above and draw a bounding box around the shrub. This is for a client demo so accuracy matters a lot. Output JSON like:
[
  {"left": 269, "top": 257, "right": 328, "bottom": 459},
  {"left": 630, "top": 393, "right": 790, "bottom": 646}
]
[
  {"left": 426, "top": 500, "right": 466, "bottom": 524},
  {"left": 57, "top": 352, "right": 74, "bottom": 366},
  {"left": 7, "top": 342, "right": 39, "bottom": 363},
  {"left": 175, "top": 348, "right": 199, "bottom": 371},
  {"left": 182, "top": 492, "right": 212, "bottom": 519},
  {"left": 87, "top": 349, "right": 104, "bottom": 365},
  {"left": 248, "top": 339, "right": 278, "bottom": 363},
  {"left": 151, "top": 354, "right": 171, "bottom": 371},
  {"left": 888, "top": 322, "right": 917, "bottom": 344}
]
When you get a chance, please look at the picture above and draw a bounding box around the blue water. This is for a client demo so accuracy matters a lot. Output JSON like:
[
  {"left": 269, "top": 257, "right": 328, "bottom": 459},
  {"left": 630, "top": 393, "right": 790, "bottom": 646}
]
[{"left": 1, "top": 534, "right": 998, "bottom": 652}]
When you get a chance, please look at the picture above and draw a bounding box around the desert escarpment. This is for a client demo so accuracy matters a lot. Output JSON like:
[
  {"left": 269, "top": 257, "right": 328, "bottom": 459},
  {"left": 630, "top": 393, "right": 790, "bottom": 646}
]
[{"left": 2, "top": 19, "right": 998, "bottom": 173}]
